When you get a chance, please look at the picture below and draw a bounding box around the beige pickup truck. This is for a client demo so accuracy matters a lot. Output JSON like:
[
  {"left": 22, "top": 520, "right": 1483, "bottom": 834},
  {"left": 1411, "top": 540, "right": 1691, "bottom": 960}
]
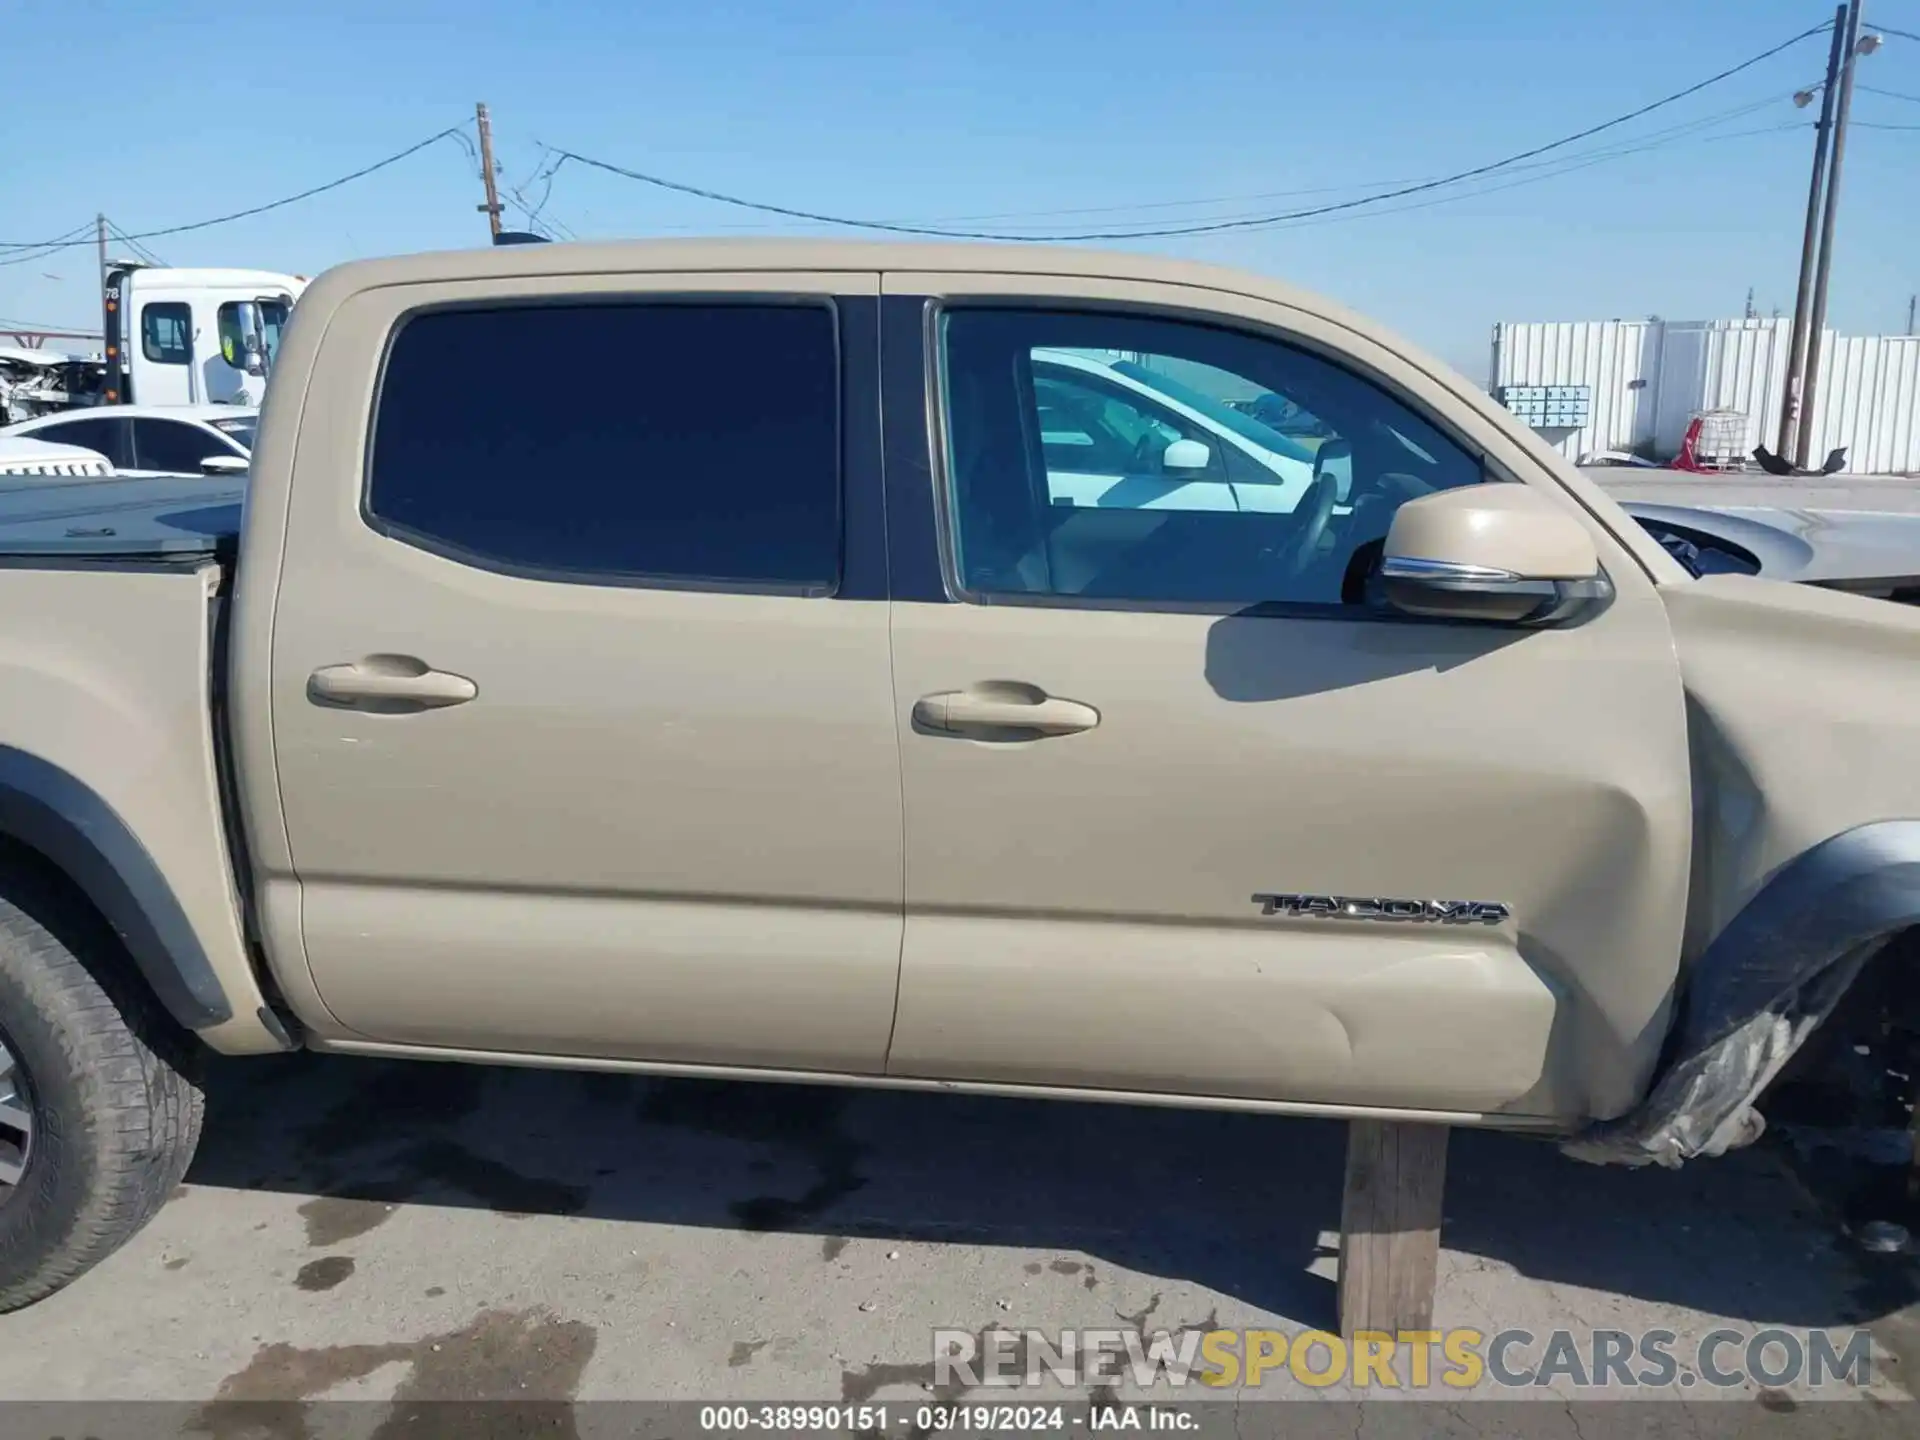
[{"left": 1, "top": 241, "right": 1917, "bottom": 1310}]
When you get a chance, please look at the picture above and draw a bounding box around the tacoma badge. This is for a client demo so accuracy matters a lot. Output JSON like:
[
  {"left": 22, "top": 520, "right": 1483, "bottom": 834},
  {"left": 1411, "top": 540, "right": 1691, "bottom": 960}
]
[{"left": 1252, "top": 893, "right": 1512, "bottom": 925}]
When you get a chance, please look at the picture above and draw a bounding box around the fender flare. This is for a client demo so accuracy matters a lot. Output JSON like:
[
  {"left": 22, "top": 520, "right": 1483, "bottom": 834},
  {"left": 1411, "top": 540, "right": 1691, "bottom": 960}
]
[
  {"left": 1567, "top": 819, "right": 1920, "bottom": 1167},
  {"left": 0, "top": 745, "right": 232, "bottom": 1030}
]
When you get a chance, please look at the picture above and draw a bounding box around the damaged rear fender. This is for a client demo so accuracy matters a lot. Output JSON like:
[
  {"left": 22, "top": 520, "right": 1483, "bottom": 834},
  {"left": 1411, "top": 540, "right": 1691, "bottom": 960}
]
[{"left": 1566, "top": 820, "right": 1920, "bottom": 1167}]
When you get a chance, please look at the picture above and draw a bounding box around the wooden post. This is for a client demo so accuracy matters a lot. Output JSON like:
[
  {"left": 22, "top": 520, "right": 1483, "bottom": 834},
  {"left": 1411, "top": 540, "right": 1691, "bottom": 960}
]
[{"left": 1337, "top": 1120, "right": 1449, "bottom": 1339}]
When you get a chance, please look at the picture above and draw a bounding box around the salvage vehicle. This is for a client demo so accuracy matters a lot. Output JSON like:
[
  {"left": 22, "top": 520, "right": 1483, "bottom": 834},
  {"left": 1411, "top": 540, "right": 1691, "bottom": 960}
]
[
  {"left": 1622, "top": 501, "right": 1920, "bottom": 604},
  {"left": 0, "top": 240, "right": 1916, "bottom": 1310},
  {"left": 0, "top": 404, "right": 256, "bottom": 478}
]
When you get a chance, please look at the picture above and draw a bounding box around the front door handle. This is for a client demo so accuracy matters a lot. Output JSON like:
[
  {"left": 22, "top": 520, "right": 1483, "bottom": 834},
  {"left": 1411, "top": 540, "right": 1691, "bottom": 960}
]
[
  {"left": 913, "top": 682, "right": 1100, "bottom": 738},
  {"left": 308, "top": 655, "right": 478, "bottom": 711}
]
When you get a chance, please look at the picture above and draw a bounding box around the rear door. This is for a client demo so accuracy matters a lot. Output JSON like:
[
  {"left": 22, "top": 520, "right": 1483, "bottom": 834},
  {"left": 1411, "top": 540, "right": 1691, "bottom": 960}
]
[
  {"left": 268, "top": 274, "right": 905, "bottom": 1071},
  {"left": 879, "top": 275, "right": 1692, "bottom": 1123}
]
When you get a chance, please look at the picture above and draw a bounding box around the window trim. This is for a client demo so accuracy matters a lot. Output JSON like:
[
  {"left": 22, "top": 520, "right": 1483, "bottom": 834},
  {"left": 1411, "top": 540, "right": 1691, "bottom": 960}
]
[
  {"left": 359, "top": 294, "right": 846, "bottom": 598},
  {"left": 923, "top": 298, "right": 1507, "bottom": 621},
  {"left": 140, "top": 302, "right": 193, "bottom": 366}
]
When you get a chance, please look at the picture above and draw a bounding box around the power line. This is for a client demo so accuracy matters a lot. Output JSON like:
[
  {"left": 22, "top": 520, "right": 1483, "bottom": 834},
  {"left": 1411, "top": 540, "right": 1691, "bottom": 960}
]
[
  {"left": 885, "top": 91, "right": 1808, "bottom": 235},
  {"left": 105, "top": 218, "right": 166, "bottom": 268},
  {"left": 1854, "top": 119, "right": 1920, "bottom": 128},
  {"left": 1868, "top": 22, "right": 1920, "bottom": 43},
  {"left": 0, "top": 220, "right": 95, "bottom": 253},
  {"left": 0, "top": 126, "right": 467, "bottom": 258},
  {"left": 543, "top": 20, "right": 1833, "bottom": 242},
  {"left": 1859, "top": 84, "right": 1920, "bottom": 103}
]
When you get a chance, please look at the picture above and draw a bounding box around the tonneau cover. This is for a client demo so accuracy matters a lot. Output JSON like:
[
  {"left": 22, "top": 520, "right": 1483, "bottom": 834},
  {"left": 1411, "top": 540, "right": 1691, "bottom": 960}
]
[{"left": 0, "top": 473, "right": 242, "bottom": 560}]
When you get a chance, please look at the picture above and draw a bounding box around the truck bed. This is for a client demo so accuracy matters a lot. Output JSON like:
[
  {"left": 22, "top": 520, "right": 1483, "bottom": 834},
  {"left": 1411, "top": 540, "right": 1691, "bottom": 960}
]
[
  {"left": 0, "top": 551, "right": 272, "bottom": 1051},
  {"left": 0, "top": 474, "right": 242, "bottom": 561}
]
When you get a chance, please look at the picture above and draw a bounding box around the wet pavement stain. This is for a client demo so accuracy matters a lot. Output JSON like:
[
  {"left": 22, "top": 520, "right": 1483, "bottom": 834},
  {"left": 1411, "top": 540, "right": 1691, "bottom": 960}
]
[
  {"left": 193, "top": 1306, "right": 597, "bottom": 1440},
  {"left": 164, "top": 1257, "right": 191, "bottom": 1272},
  {"left": 1759, "top": 1388, "right": 1800, "bottom": 1413},
  {"left": 1114, "top": 1293, "right": 1162, "bottom": 1333},
  {"left": 1049, "top": 1259, "right": 1084, "bottom": 1275},
  {"left": 298, "top": 1195, "right": 395, "bottom": 1247},
  {"left": 637, "top": 1079, "right": 868, "bottom": 1232},
  {"left": 728, "top": 1339, "right": 770, "bottom": 1368},
  {"left": 821, "top": 1236, "right": 849, "bottom": 1262},
  {"left": 1023, "top": 1262, "right": 1043, "bottom": 1276},
  {"left": 293, "top": 1256, "right": 356, "bottom": 1293},
  {"left": 424, "top": 1286, "right": 445, "bottom": 1298},
  {"left": 841, "top": 1325, "right": 1028, "bottom": 1408},
  {"left": 292, "top": 1140, "right": 586, "bottom": 1243}
]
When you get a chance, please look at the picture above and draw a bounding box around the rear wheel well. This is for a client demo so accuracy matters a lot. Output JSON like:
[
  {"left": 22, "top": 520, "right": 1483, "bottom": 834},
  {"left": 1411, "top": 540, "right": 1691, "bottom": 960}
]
[{"left": 0, "top": 835, "right": 202, "bottom": 1068}]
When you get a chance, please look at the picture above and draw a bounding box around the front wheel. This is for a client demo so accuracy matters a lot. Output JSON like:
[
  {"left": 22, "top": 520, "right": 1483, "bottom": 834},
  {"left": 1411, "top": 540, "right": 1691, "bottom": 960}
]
[{"left": 0, "top": 867, "right": 205, "bottom": 1311}]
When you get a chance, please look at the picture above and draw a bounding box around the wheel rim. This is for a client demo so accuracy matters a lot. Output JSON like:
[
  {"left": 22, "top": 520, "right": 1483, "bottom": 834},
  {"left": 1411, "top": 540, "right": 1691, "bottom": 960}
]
[{"left": 0, "top": 1031, "right": 31, "bottom": 1199}]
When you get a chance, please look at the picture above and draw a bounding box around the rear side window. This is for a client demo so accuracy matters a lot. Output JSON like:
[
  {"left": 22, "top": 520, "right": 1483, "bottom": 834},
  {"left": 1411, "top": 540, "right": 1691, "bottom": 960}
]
[
  {"left": 366, "top": 302, "right": 840, "bottom": 592},
  {"left": 141, "top": 303, "right": 192, "bottom": 365},
  {"left": 33, "top": 416, "right": 131, "bottom": 468}
]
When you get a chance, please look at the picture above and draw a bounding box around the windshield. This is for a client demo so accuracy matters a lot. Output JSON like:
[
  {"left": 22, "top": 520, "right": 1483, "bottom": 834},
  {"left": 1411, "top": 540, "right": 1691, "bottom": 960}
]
[
  {"left": 209, "top": 416, "right": 258, "bottom": 450},
  {"left": 1109, "top": 360, "right": 1318, "bottom": 464},
  {"left": 257, "top": 299, "right": 290, "bottom": 364}
]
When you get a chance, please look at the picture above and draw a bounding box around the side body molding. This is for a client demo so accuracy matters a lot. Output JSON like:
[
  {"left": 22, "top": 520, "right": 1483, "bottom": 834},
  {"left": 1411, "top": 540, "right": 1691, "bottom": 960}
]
[
  {"left": 1568, "top": 820, "right": 1920, "bottom": 1167},
  {"left": 0, "top": 744, "right": 233, "bottom": 1029}
]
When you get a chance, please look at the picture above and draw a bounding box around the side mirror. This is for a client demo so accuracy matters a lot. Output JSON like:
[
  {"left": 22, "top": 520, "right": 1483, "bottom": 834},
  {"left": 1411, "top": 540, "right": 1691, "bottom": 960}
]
[
  {"left": 200, "top": 454, "right": 249, "bottom": 476},
  {"left": 1381, "top": 484, "right": 1610, "bottom": 625},
  {"left": 1162, "top": 438, "right": 1211, "bottom": 473}
]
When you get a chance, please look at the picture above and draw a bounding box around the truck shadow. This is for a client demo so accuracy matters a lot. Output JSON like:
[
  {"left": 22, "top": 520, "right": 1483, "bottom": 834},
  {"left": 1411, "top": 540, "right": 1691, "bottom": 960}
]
[{"left": 186, "top": 1050, "right": 1906, "bottom": 1334}]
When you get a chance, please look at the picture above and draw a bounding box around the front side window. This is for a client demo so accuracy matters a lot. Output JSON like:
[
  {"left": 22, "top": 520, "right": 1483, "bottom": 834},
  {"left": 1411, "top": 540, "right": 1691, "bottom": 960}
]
[
  {"left": 367, "top": 301, "right": 840, "bottom": 591},
  {"left": 134, "top": 419, "right": 223, "bottom": 473},
  {"left": 939, "top": 309, "right": 1485, "bottom": 609},
  {"left": 141, "top": 303, "right": 192, "bottom": 365}
]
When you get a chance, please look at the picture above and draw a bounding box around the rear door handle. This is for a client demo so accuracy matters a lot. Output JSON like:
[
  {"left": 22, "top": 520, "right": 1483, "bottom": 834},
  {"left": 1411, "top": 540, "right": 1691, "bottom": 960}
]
[
  {"left": 308, "top": 656, "right": 477, "bottom": 711},
  {"left": 913, "top": 683, "right": 1100, "bottom": 738}
]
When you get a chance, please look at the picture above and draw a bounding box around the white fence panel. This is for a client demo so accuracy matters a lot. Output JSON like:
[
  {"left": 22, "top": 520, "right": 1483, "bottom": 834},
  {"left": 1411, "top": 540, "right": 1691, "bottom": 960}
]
[{"left": 1492, "top": 319, "right": 1920, "bottom": 473}]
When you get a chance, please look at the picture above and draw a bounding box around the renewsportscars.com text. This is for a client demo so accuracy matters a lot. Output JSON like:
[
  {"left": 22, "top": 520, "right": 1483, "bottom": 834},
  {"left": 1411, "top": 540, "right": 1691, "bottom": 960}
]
[{"left": 933, "top": 1326, "right": 1874, "bottom": 1391}]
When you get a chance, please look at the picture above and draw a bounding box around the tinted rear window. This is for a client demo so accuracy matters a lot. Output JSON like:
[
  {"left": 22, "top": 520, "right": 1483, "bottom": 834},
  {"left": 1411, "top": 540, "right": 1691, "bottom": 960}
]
[{"left": 367, "top": 302, "right": 840, "bottom": 592}]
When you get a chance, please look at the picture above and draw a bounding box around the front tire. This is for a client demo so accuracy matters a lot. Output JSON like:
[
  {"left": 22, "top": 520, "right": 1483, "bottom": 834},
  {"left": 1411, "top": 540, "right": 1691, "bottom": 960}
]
[{"left": 0, "top": 866, "right": 204, "bottom": 1311}]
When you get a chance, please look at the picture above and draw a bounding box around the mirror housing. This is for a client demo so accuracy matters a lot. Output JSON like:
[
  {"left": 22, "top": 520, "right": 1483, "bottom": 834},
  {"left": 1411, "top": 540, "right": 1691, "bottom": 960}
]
[
  {"left": 1161, "top": 438, "right": 1211, "bottom": 472},
  {"left": 1381, "top": 484, "right": 1609, "bottom": 625},
  {"left": 200, "top": 454, "right": 249, "bottom": 476}
]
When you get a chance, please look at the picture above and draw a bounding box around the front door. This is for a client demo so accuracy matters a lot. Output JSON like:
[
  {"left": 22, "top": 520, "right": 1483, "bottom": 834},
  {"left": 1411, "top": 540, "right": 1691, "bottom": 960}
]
[
  {"left": 269, "top": 275, "right": 905, "bottom": 1072},
  {"left": 879, "top": 277, "right": 1692, "bottom": 1122}
]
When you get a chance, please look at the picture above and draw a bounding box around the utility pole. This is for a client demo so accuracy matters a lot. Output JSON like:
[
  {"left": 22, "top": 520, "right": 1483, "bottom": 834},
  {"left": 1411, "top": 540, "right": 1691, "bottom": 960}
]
[
  {"left": 1908, "top": 294, "right": 1916, "bottom": 336},
  {"left": 1776, "top": 5, "right": 1849, "bottom": 460},
  {"left": 1744, "top": 287, "right": 1756, "bottom": 321},
  {"left": 1797, "top": 0, "right": 1874, "bottom": 470},
  {"left": 95, "top": 213, "right": 110, "bottom": 344},
  {"left": 475, "top": 102, "right": 504, "bottom": 240}
]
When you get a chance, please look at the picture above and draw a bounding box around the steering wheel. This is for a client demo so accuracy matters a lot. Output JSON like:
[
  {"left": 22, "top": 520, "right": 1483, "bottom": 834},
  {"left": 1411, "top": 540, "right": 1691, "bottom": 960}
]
[{"left": 1283, "top": 472, "right": 1339, "bottom": 578}]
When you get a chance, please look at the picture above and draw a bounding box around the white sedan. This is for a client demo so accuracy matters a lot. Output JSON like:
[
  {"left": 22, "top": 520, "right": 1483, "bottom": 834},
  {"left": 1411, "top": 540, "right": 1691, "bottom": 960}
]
[
  {"left": 1029, "top": 349, "right": 1339, "bottom": 512},
  {"left": 0, "top": 404, "right": 255, "bottom": 477}
]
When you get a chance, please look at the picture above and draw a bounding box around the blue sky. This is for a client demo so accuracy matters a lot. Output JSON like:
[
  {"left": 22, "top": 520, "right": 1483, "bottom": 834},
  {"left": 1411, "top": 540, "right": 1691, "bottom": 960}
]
[{"left": 5, "top": 0, "right": 1916, "bottom": 374}]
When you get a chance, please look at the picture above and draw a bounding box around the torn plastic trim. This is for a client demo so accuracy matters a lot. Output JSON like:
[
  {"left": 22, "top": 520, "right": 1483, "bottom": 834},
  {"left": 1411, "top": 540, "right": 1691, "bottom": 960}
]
[{"left": 1565, "top": 820, "right": 1920, "bottom": 1168}]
